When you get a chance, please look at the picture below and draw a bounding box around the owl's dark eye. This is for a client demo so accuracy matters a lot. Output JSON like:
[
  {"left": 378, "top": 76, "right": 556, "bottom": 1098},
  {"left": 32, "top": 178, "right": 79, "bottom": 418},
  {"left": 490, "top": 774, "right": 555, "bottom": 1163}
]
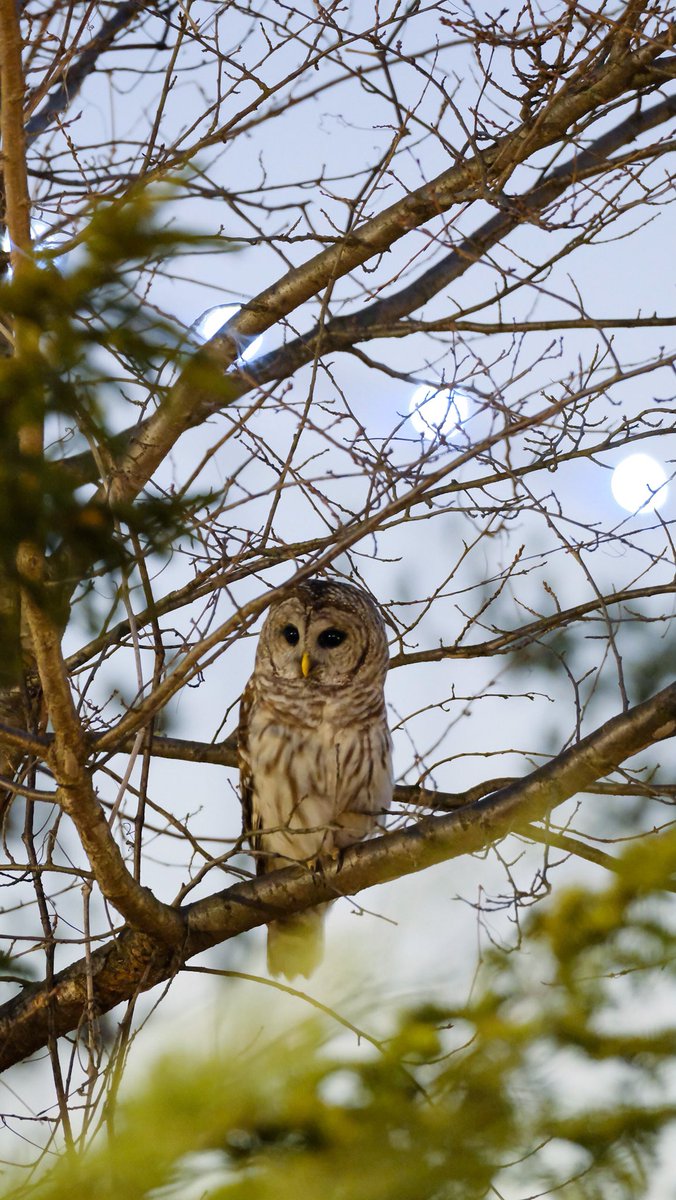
[
  {"left": 282, "top": 624, "right": 299, "bottom": 646},
  {"left": 317, "top": 627, "right": 346, "bottom": 649}
]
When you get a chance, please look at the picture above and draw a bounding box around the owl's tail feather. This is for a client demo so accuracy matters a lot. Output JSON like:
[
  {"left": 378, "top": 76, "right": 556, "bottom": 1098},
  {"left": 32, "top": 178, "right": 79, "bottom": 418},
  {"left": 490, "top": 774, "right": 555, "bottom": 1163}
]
[{"left": 267, "top": 906, "right": 326, "bottom": 979}]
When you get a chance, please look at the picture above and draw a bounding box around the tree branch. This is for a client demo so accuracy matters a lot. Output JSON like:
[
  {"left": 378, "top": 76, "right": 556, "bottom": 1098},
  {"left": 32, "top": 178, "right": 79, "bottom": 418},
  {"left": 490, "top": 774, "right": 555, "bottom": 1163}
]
[
  {"left": 57, "top": 88, "right": 676, "bottom": 496},
  {"left": 103, "top": 32, "right": 675, "bottom": 504},
  {"left": 521, "top": 822, "right": 676, "bottom": 885},
  {"left": 239, "top": 95, "right": 676, "bottom": 388},
  {"left": 1, "top": 1, "right": 182, "bottom": 948},
  {"left": 25, "top": 2, "right": 152, "bottom": 144},
  {"left": 388, "top": 582, "right": 676, "bottom": 667},
  {"left": 341, "top": 314, "right": 676, "bottom": 337},
  {"left": 19, "top": 581, "right": 183, "bottom": 945},
  {"left": 1, "top": 680, "right": 674, "bottom": 1072}
]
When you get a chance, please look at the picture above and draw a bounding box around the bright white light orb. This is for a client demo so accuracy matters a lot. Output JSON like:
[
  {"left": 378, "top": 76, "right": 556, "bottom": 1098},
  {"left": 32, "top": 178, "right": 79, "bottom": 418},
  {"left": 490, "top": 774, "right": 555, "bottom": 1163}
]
[
  {"left": 194, "top": 303, "right": 263, "bottom": 362},
  {"left": 611, "top": 453, "right": 668, "bottom": 514},
  {"left": 409, "top": 385, "right": 469, "bottom": 440}
]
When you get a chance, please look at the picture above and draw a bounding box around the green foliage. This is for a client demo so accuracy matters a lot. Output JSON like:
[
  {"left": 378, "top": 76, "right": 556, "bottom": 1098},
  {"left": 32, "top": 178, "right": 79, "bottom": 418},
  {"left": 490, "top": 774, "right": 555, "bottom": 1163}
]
[
  {"left": 0, "top": 190, "right": 233, "bottom": 614},
  {"left": 12, "top": 831, "right": 676, "bottom": 1200}
]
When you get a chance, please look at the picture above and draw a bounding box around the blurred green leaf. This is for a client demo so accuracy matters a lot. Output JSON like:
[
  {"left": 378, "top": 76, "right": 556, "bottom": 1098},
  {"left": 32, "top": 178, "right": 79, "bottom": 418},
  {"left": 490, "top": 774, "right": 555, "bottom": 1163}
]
[
  {"left": 16, "top": 828, "right": 676, "bottom": 1200},
  {"left": 0, "top": 190, "right": 227, "bottom": 614}
]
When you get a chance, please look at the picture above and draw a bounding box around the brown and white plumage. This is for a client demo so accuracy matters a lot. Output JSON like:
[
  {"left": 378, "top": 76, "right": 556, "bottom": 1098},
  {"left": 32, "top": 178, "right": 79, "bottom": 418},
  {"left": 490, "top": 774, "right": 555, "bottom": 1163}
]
[{"left": 238, "top": 578, "right": 392, "bottom": 978}]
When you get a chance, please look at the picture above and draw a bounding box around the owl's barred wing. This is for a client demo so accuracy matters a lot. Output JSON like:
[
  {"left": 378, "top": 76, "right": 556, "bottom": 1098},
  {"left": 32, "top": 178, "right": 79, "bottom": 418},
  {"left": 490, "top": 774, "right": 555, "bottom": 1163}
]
[{"left": 238, "top": 678, "right": 264, "bottom": 875}]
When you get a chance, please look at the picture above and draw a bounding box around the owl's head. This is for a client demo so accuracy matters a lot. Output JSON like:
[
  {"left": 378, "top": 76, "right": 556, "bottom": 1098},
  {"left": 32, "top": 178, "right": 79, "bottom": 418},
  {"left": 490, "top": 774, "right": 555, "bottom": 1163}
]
[{"left": 255, "top": 578, "right": 389, "bottom": 687}]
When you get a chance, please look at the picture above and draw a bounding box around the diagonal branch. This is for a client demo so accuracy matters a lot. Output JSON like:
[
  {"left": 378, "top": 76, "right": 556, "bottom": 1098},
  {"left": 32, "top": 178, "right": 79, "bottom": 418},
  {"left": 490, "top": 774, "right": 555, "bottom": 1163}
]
[
  {"left": 2, "top": 0, "right": 183, "bottom": 949},
  {"left": 25, "top": 2, "right": 156, "bottom": 144},
  {"left": 0, "top": 680, "right": 674, "bottom": 1072},
  {"left": 239, "top": 93, "right": 676, "bottom": 387},
  {"left": 19, "top": 580, "right": 184, "bottom": 945},
  {"left": 104, "top": 32, "right": 675, "bottom": 504},
  {"left": 58, "top": 88, "right": 676, "bottom": 496}
]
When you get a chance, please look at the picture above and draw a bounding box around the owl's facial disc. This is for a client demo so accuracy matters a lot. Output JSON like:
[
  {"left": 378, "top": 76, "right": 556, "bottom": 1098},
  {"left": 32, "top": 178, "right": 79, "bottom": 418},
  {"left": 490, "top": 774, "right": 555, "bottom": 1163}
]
[{"left": 260, "top": 597, "right": 368, "bottom": 684}]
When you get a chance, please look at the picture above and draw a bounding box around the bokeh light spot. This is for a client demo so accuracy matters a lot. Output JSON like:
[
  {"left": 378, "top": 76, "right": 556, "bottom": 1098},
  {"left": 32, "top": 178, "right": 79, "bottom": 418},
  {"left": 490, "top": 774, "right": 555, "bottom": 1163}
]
[
  {"left": 194, "top": 303, "right": 263, "bottom": 362},
  {"left": 611, "top": 453, "right": 668, "bottom": 514},
  {"left": 408, "top": 385, "right": 469, "bottom": 440}
]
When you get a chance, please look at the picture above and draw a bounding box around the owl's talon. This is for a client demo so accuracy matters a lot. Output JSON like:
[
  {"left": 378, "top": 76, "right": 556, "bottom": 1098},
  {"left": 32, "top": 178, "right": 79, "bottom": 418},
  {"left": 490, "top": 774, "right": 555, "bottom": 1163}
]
[{"left": 325, "top": 845, "right": 345, "bottom": 873}]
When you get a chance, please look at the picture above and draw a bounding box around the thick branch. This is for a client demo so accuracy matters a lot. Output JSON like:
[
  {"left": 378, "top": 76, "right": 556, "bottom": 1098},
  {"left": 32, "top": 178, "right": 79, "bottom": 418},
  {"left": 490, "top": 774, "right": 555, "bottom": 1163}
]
[
  {"left": 3, "top": 3, "right": 182, "bottom": 946},
  {"left": 241, "top": 94, "right": 676, "bottom": 387},
  {"left": 20, "top": 580, "right": 183, "bottom": 945},
  {"left": 105, "top": 34, "right": 675, "bottom": 503},
  {"left": 58, "top": 89, "right": 676, "bottom": 496},
  {"left": 0, "top": 1, "right": 31, "bottom": 251},
  {"left": 0, "top": 720, "right": 48, "bottom": 756},
  {"left": 0, "top": 680, "right": 674, "bottom": 1072}
]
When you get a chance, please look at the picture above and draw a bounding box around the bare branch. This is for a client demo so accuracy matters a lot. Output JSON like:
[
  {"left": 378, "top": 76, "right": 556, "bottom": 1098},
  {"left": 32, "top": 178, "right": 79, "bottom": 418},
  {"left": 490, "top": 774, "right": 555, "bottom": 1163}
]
[
  {"left": 389, "top": 583, "right": 676, "bottom": 666},
  {"left": 106, "top": 31, "right": 675, "bottom": 503},
  {"left": 25, "top": 2, "right": 152, "bottom": 145},
  {"left": 19, "top": 578, "right": 183, "bottom": 945},
  {"left": 1, "top": 680, "right": 674, "bottom": 1071},
  {"left": 57, "top": 89, "right": 676, "bottom": 496}
]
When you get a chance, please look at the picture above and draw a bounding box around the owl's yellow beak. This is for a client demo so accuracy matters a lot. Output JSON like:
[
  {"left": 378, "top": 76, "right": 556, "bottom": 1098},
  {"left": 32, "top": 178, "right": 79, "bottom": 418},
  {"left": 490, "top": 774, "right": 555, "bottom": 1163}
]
[{"left": 301, "top": 651, "right": 312, "bottom": 678}]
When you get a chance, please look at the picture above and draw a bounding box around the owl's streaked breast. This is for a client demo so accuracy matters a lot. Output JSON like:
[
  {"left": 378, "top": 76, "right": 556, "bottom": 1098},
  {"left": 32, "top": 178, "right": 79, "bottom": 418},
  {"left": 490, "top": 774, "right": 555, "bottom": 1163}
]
[{"left": 246, "top": 681, "right": 392, "bottom": 869}]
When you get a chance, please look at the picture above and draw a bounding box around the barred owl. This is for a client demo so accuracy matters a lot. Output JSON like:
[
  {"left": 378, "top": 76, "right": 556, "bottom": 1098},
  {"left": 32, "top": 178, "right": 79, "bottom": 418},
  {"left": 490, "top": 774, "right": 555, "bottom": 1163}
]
[{"left": 239, "top": 578, "right": 392, "bottom": 979}]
